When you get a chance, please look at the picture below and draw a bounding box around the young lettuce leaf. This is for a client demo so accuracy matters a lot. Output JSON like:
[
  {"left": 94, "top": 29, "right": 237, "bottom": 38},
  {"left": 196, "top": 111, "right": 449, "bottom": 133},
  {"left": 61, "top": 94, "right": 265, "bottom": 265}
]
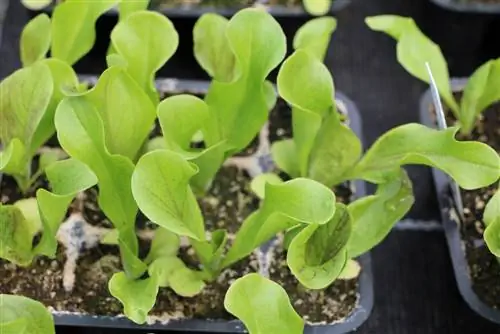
[
  {"left": 348, "top": 124, "right": 500, "bottom": 190},
  {"left": 293, "top": 16, "right": 336, "bottom": 61},
  {"left": 460, "top": 58, "right": 500, "bottom": 134},
  {"left": 274, "top": 50, "right": 361, "bottom": 186},
  {"left": 193, "top": 13, "right": 236, "bottom": 82},
  {"left": 20, "top": 13, "right": 51, "bottom": 67},
  {"left": 111, "top": 11, "right": 179, "bottom": 104},
  {"left": 35, "top": 158, "right": 98, "bottom": 257},
  {"left": 196, "top": 8, "right": 287, "bottom": 156},
  {"left": 346, "top": 169, "right": 414, "bottom": 258},
  {"left": 365, "top": 15, "right": 459, "bottom": 117},
  {"left": 287, "top": 202, "right": 351, "bottom": 289},
  {"left": 366, "top": 15, "right": 500, "bottom": 135},
  {"left": 108, "top": 272, "right": 159, "bottom": 324},
  {"left": 0, "top": 294, "right": 55, "bottom": 334},
  {"left": 224, "top": 273, "right": 304, "bottom": 334},
  {"left": 157, "top": 95, "right": 226, "bottom": 193},
  {"left": 131, "top": 149, "right": 205, "bottom": 241},
  {"left": 484, "top": 186, "right": 500, "bottom": 257},
  {"left": 52, "top": 0, "right": 118, "bottom": 65},
  {"left": 55, "top": 97, "right": 143, "bottom": 278},
  {"left": 223, "top": 178, "right": 337, "bottom": 267},
  {"left": 0, "top": 63, "right": 53, "bottom": 193}
]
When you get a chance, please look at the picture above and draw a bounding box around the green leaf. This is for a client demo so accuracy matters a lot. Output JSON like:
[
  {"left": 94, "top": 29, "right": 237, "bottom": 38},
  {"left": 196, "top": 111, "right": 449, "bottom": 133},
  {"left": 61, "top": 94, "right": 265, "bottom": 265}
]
[
  {"left": 346, "top": 169, "right": 414, "bottom": 258},
  {"left": 194, "top": 13, "right": 236, "bottom": 82},
  {"left": 287, "top": 203, "right": 351, "bottom": 289},
  {"left": 223, "top": 178, "right": 336, "bottom": 267},
  {"left": 0, "top": 205, "right": 36, "bottom": 265},
  {"left": 144, "top": 228, "right": 180, "bottom": 264},
  {"left": 293, "top": 17, "right": 336, "bottom": 60},
  {"left": 109, "top": 272, "right": 159, "bottom": 324},
  {"left": 276, "top": 50, "right": 338, "bottom": 177},
  {"left": 20, "top": 13, "right": 51, "bottom": 67},
  {"left": 271, "top": 139, "right": 300, "bottom": 178},
  {"left": 366, "top": 15, "right": 459, "bottom": 116},
  {"left": 460, "top": 58, "right": 500, "bottom": 134},
  {"left": 35, "top": 158, "right": 98, "bottom": 257},
  {"left": 54, "top": 97, "right": 140, "bottom": 274},
  {"left": 118, "top": 227, "right": 147, "bottom": 279},
  {"left": 157, "top": 95, "right": 226, "bottom": 193},
  {"left": 308, "top": 111, "right": 362, "bottom": 187},
  {"left": 338, "top": 259, "right": 361, "bottom": 280},
  {"left": 13, "top": 198, "right": 42, "bottom": 237},
  {"left": 21, "top": 0, "right": 52, "bottom": 10},
  {"left": 148, "top": 256, "right": 205, "bottom": 296},
  {"left": 84, "top": 66, "right": 157, "bottom": 161},
  {"left": 0, "top": 140, "right": 27, "bottom": 178},
  {"left": 190, "top": 229, "right": 228, "bottom": 275},
  {"left": 111, "top": 11, "right": 179, "bottom": 104},
  {"left": 100, "top": 229, "right": 119, "bottom": 245},
  {"left": 277, "top": 50, "right": 334, "bottom": 116},
  {"left": 303, "top": 0, "right": 332, "bottom": 16},
  {"left": 37, "top": 148, "right": 67, "bottom": 174},
  {"left": 250, "top": 173, "right": 283, "bottom": 199},
  {"left": 484, "top": 186, "right": 500, "bottom": 257},
  {"left": 31, "top": 58, "right": 79, "bottom": 155},
  {"left": 349, "top": 124, "right": 500, "bottom": 190},
  {"left": 131, "top": 150, "right": 205, "bottom": 240},
  {"left": 0, "top": 63, "right": 53, "bottom": 160},
  {"left": 0, "top": 294, "right": 55, "bottom": 334},
  {"left": 55, "top": 97, "right": 137, "bottom": 228},
  {"left": 203, "top": 8, "right": 286, "bottom": 154},
  {"left": 51, "top": 0, "right": 118, "bottom": 65},
  {"left": 224, "top": 273, "right": 304, "bottom": 334}
]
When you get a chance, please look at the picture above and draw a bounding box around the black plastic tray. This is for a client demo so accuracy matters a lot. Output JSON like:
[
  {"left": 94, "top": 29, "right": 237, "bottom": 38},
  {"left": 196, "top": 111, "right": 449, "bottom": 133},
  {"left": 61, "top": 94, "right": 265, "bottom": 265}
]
[
  {"left": 31, "top": 0, "right": 351, "bottom": 17},
  {"left": 420, "top": 78, "right": 500, "bottom": 324},
  {"left": 43, "top": 77, "right": 373, "bottom": 333},
  {"left": 429, "top": 0, "right": 500, "bottom": 14}
]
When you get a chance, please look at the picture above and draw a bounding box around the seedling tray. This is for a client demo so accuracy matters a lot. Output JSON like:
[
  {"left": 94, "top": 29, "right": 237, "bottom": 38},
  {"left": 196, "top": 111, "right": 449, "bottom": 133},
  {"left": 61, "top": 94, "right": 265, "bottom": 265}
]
[
  {"left": 429, "top": 0, "right": 500, "bottom": 14},
  {"left": 30, "top": 0, "right": 351, "bottom": 17},
  {"left": 420, "top": 78, "right": 500, "bottom": 324},
  {"left": 2, "top": 77, "right": 373, "bottom": 333}
]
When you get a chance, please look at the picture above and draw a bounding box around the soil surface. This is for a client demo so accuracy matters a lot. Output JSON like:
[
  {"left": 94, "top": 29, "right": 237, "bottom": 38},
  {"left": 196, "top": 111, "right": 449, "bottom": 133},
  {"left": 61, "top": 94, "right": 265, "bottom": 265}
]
[
  {"left": 153, "top": 0, "right": 302, "bottom": 9},
  {"left": 268, "top": 242, "right": 358, "bottom": 324},
  {"left": 431, "top": 91, "right": 500, "bottom": 310},
  {"left": 0, "top": 244, "right": 258, "bottom": 320}
]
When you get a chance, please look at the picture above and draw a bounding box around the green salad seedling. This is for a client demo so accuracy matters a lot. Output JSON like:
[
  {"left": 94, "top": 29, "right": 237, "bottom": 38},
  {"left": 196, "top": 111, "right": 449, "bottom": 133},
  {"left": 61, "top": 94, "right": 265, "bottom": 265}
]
[
  {"left": 49, "top": 9, "right": 178, "bottom": 316},
  {"left": 224, "top": 274, "right": 304, "bottom": 334},
  {"left": 161, "top": 8, "right": 286, "bottom": 193},
  {"left": 0, "top": 294, "right": 56, "bottom": 334},
  {"left": 113, "top": 147, "right": 340, "bottom": 323},
  {"left": 267, "top": 48, "right": 500, "bottom": 289},
  {"left": 366, "top": 15, "right": 500, "bottom": 135}
]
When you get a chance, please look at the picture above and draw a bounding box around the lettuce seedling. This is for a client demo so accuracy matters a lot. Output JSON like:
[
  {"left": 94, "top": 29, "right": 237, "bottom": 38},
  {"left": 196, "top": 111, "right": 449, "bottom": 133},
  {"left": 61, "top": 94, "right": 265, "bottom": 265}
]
[
  {"left": 0, "top": 294, "right": 55, "bottom": 334},
  {"left": 269, "top": 49, "right": 500, "bottom": 289},
  {"left": 224, "top": 274, "right": 304, "bottom": 334},
  {"left": 366, "top": 15, "right": 500, "bottom": 135},
  {"left": 107, "top": 148, "right": 340, "bottom": 324},
  {"left": 161, "top": 8, "right": 286, "bottom": 192}
]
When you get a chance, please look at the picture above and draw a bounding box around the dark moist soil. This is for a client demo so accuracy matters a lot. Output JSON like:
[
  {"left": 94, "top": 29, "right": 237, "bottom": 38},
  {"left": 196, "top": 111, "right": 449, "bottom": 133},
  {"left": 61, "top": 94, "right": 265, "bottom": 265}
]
[
  {"left": 154, "top": 0, "right": 302, "bottom": 9},
  {"left": 268, "top": 242, "right": 358, "bottom": 323},
  {"left": 431, "top": 91, "right": 500, "bottom": 310},
  {"left": 0, "top": 244, "right": 258, "bottom": 320}
]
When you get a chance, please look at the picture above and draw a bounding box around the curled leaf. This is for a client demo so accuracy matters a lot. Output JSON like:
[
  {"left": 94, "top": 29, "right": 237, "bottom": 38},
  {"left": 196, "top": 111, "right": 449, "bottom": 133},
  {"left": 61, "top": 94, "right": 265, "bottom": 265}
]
[
  {"left": 287, "top": 203, "right": 351, "bottom": 289},
  {"left": 224, "top": 274, "right": 304, "bottom": 334},
  {"left": 350, "top": 124, "right": 500, "bottom": 190},
  {"left": 20, "top": 13, "right": 51, "bottom": 67},
  {"left": 109, "top": 272, "right": 159, "bottom": 324}
]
